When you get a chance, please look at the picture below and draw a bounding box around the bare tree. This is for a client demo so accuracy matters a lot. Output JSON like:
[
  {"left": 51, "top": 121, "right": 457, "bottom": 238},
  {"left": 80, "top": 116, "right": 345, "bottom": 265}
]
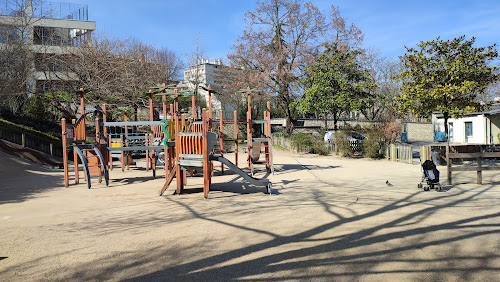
[
  {"left": 228, "top": 1, "right": 364, "bottom": 135},
  {"left": 359, "top": 49, "right": 402, "bottom": 120},
  {"left": 39, "top": 33, "right": 183, "bottom": 119}
]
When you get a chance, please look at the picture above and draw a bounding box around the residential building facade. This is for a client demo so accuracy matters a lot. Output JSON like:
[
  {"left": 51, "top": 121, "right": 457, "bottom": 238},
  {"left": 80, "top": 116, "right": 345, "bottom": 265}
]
[{"left": 0, "top": 0, "right": 95, "bottom": 94}]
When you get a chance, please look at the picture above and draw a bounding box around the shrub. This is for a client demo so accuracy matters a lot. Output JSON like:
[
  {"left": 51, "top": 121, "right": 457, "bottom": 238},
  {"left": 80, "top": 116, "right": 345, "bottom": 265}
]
[
  {"left": 380, "top": 116, "right": 402, "bottom": 143},
  {"left": 335, "top": 130, "right": 355, "bottom": 157},
  {"left": 363, "top": 126, "right": 386, "bottom": 159},
  {"left": 289, "top": 132, "right": 329, "bottom": 155}
]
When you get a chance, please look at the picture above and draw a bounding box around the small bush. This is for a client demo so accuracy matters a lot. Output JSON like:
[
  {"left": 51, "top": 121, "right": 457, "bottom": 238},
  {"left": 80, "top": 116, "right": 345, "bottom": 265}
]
[
  {"left": 289, "top": 132, "right": 329, "bottom": 155},
  {"left": 363, "top": 126, "right": 386, "bottom": 159},
  {"left": 335, "top": 130, "right": 355, "bottom": 157}
]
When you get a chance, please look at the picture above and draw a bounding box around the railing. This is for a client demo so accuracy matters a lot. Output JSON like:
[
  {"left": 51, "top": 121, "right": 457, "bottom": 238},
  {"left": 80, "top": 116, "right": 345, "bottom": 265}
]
[
  {"left": 0, "top": 121, "right": 62, "bottom": 158},
  {"left": 386, "top": 143, "right": 413, "bottom": 164},
  {"left": 0, "top": 1, "right": 88, "bottom": 21}
]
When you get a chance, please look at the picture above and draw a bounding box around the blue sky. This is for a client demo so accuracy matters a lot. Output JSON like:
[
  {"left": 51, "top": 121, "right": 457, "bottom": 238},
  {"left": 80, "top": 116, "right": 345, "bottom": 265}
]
[{"left": 79, "top": 0, "right": 500, "bottom": 65}]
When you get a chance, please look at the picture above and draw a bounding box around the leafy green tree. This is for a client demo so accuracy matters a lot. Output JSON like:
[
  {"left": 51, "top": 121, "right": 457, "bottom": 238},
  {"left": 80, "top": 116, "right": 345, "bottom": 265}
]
[
  {"left": 394, "top": 36, "right": 499, "bottom": 139},
  {"left": 294, "top": 44, "right": 377, "bottom": 130}
]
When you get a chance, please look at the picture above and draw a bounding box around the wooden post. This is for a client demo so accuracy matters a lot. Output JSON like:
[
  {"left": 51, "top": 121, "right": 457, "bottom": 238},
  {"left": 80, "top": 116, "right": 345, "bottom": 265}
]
[
  {"left": 148, "top": 93, "right": 154, "bottom": 122},
  {"left": 247, "top": 92, "right": 252, "bottom": 168},
  {"left": 79, "top": 91, "right": 86, "bottom": 141},
  {"left": 477, "top": 154, "right": 482, "bottom": 185},
  {"left": 72, "top": 119, "right": 79, "bottom": 184},
  {"left": 181, "top": 114, "right": 186, "bottom": 132},
  {"left": 121, "top": 135, "right": 125, "bottom": 172},
  {"left": 175, "top": 104, "right": 183, "bottom": 195},
  {"left": 234, "top": 110, "right": 238, "bottom": 166},
  {"left": 446, "top": 142, "right": 451, "bottom": 185},
  {"left": 267, "top": 101, "right": 271, "bottom": 137},
  {"left": 192, "top": 94, "right": 196, "bottom": 120},
  {"left": 163, "top": 95, "right": 168, "bottom": 178},
  {"left": 202, "top": 109, "right": 209, "bottom": 198},
  {"left": 21, "top": 133, "right": 25, "bottom": 147},
  {"left": 208, "top": 89, "right": 213, "bottom": 132},
  {"left": 103, "top": 104, "right": 110, "bottom": 170},
  {"left": 219, "top": 110, "right": 224, "bottom": 174},
  {"left": 62, "top": 119, "right": 69, "bottom": 187},
  {"left": 151, "top": 133, "right": 156, "bottom": 177},
  {"left": 145, "top": 133, "right": 149, "bottom": 171},
  {"left": 95, "top": 118, "right": 100, "bottom": 151},
  {"left": 170, "top": 104, "right": 174, "bottom": 123}
]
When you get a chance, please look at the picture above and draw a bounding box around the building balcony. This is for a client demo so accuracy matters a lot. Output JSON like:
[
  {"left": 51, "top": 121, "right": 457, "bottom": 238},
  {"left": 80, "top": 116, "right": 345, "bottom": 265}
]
[{"left": 0, "top": 1, "right": 89, "bottom": 21}]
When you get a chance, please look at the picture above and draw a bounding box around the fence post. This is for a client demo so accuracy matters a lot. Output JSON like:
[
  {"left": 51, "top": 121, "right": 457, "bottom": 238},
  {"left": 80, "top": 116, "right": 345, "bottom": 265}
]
[
  {"left": 477, "top": 154, "right": 482, "bottom": 185},
  {"left": 391, "top": 144, "right": 396, "bottom": 161},
  {"left": 446, "top": 143, "right": 451, "bottom": 185},
  {"left": 50, "top": 143, "right": 53, "bottom": 156},
  {"left": 22, "top": 133, "right": 25, "bottom": 147},
  {"left": 61, "top": 119, "right": 69, "bottom": 187}
]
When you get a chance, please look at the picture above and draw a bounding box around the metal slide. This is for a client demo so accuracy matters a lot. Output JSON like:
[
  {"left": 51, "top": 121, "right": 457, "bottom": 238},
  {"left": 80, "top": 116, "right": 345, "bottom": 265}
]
[{"left": 209, "top": 155, "right": 272, "bottom": 194}]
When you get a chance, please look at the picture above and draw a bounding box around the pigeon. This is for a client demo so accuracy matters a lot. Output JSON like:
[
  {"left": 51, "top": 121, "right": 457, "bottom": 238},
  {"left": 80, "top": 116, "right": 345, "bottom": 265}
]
[{"left": 386, "top": 180, "right": 393, "bottom": 187}]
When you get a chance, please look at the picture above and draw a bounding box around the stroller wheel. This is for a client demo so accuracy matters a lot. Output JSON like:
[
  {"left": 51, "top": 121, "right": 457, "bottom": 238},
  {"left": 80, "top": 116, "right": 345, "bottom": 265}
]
[
  {"left": 418, "top": 183, "right": 423, "bottom": 189},
  {"left": 424, "top": 185, "right": 430, "bottom": 191}
]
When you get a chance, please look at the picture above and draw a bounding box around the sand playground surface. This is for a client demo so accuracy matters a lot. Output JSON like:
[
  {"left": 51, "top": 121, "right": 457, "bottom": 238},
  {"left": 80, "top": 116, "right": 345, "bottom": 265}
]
[{"left": 0, "top": 148, "right": 499, "bottom": 281}]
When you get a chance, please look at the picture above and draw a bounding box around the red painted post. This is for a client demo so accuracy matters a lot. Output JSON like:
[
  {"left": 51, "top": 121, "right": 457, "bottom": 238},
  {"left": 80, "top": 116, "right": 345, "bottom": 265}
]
[
  {"left": 266, "top": 101, "right": 271, "bottom": 170},
  {"left": 95, "top": 117, "right": 100, "bottom": 150},
  {"left": 267, "top": 101, "right": 271, "bottom": 136},
  {"left": 79, "top": 90, "right": 86, "bottom": 141},
  {"left": 175, "top": 103, "right": 183, "bottom": 195},
  {"left": 202, "top": 109, "right": 209, "bottom": 198},
  {"left": 102, "top": 104, "right": 110, "bottom": 170},
  {"left": 62, "top": 119, "right": 69, "bottom": 187},
  {"left": 163, "top": 95, "right": 168, "bottom": 178}
]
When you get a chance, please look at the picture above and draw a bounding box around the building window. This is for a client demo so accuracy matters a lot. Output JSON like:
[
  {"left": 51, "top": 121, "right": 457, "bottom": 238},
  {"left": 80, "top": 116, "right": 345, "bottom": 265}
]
[{"left": 465, "top": 122, "right": 472, "bottom": 142}]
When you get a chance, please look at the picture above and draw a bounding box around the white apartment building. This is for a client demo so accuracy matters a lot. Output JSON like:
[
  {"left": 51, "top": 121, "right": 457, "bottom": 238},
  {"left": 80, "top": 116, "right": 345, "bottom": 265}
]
[
  {"left": 0, "top": 0, "right": 95, "bottom": 93},
  {"left": 183, "top": 59, "right": 224, "bottom": 113}
]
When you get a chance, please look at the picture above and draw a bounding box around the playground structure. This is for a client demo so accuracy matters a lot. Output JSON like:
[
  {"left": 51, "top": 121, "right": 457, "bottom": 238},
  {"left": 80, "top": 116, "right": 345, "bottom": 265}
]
[
  {"left": 61, "top": 85, "right": 273, "bottom": 197},
  {"left": 61, "top": 88, "right": 109, "bottom": 189}
]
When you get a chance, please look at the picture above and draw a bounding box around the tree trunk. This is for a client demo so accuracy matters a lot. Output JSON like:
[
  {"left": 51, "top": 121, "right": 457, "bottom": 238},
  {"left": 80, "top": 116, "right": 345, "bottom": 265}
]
[
  {"left": 443, "top": 112, "right": 449, "bottom": 141},
  {"left": 333, "top": 113, "right": 338, "bottom": 130},
  {"left": 324, "top": 115, "right": 328, "bottom": 131},
  {"left": 285, "top": 113, "right": 295, "bottom": 136}
]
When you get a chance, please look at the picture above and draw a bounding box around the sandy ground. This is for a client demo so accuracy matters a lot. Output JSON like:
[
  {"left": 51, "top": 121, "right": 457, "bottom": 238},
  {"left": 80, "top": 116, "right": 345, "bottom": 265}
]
[{"left": 0, "top": 148, "right": 499, "bottom": 281}]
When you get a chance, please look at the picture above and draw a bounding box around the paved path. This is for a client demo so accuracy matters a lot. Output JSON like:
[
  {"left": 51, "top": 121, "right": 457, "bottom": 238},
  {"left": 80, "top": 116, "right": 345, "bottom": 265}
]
[{"left": 0, "top": 149, "right": 499, "bottom": 281}]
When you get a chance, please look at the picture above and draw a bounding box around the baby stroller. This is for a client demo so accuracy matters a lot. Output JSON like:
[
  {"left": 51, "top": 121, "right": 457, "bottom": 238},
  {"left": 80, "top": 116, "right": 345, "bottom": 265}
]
[{"left": 418, "top": 159, "right": 442, "bottom": 191}]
